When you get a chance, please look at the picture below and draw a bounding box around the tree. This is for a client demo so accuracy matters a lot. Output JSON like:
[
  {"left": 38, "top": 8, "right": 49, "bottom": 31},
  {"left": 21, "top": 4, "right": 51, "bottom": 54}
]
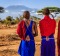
[
  {"left": 0, "top": 18, "right": 1, "bottom": 21},
  {"left": 6, "top": 16, "right": 12, "bottom": 21},
  {"left": 0, "top": 7, "right": 4, "bottom": 13},
  {"left": 31, "top": 16, "right": 40, "bottom": 24},
  {"left": 4, "top": 16, "right": 13, "bottom": 27},
  {"left": 0, "top": 7, "right": 4, "bottom": 25},
  {"left": 37, "top": 10, "right": 42, "bottom": 13},
  {"left": 15, "top": 17, "right": 20, "bottom": 23},
  {"left": 37, "top": 7, "right": 60, "bottom": 13}
]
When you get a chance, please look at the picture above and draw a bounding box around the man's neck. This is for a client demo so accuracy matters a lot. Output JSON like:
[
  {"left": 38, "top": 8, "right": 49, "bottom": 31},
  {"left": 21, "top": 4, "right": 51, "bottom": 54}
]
[{"left": 23, "top": 18, "right": 30, "bottom": 21}]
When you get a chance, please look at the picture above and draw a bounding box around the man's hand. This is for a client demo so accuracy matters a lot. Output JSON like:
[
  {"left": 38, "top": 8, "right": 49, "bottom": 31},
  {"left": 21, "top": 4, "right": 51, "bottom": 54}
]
[
  {"left": 25, "top": 35, "right": 30, "bottom": 41},
  {"left": 46, "top": 37, "right": 49, "bottom": 41}
]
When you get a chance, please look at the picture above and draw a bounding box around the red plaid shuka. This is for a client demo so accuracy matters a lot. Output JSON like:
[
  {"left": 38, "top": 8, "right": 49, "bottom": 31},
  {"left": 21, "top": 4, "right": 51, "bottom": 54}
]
[
  {"left": 17, "top": 20, "right": 26, "bottom": 40},
  {"left": 39, "top": 15, "right": 56, "bottom": 36}
]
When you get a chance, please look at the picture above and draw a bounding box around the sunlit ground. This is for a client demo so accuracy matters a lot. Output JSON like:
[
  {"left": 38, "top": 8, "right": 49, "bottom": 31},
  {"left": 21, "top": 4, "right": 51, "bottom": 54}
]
[{"left": 0, "top": 22, "right": 58, "bottom": 56}]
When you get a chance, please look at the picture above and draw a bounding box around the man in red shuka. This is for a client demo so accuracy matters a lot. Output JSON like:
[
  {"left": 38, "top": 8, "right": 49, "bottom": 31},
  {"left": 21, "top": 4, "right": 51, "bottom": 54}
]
[
  {"left": 57, "top": 20, "right": 60, "bottom": 56},
  {"left": 39, "top": 8, "right": 56, "bottom": 56}
]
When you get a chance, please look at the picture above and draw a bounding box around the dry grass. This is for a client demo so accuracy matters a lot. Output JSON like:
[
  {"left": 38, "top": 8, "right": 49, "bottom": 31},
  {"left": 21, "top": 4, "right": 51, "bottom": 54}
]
[{"left": 0, "top": 21, "right": 59, "bottom": 56}]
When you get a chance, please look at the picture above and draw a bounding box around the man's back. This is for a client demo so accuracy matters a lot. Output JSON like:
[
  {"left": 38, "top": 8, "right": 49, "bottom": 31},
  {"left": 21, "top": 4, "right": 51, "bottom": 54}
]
[{"left": 40, "top": 16, "right": 56, "bottom": 36}]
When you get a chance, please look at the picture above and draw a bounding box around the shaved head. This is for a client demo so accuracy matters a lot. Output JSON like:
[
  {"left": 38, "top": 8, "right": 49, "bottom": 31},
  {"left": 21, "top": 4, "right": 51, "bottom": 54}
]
[{"left": 23, "top": 11, "right": 30, "bottom": 19}]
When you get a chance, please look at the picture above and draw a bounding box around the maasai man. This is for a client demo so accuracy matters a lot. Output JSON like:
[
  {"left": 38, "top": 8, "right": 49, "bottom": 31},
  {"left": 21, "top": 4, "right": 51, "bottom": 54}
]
[
  {"left": 57, "top": 20, "right": 60, "bottom": 56},
  {"left": 17, "top": 11, "right": 38, "bottom": 56},
  {"left": 39, "top": 8, "right": 56, "bottom": 56}
]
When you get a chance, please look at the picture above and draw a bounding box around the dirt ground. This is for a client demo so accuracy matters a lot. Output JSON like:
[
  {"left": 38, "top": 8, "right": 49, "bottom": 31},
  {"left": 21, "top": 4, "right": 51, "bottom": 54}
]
[{"left": 0, "top": 23, "right": 58, "bottom": 56}]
